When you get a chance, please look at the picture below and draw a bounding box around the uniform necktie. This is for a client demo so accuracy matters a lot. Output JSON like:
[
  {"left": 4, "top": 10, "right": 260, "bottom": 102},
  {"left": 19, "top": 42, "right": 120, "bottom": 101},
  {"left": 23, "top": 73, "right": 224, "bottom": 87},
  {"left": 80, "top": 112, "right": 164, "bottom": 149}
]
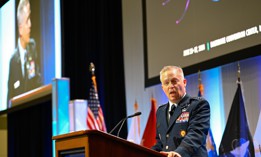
[
  {"left": 169, "top": 105, "right": 175, "bottom": 117},
  {"left": 24, "top": 52, "right": 28, "bottom": 78},
  {"left": 168, "top": 105, "right": 175, "bottom": 124}
]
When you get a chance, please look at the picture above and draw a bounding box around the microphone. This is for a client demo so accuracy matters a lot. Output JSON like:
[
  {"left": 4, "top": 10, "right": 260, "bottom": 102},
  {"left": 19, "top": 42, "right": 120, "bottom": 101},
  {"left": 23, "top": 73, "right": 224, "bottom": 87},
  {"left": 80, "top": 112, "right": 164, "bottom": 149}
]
[
  {"left": 109, "top": 112, "right": 142, "bottom": 137},
  {"left": 127, "top": 111, "right": 141, "bottom": 118}
]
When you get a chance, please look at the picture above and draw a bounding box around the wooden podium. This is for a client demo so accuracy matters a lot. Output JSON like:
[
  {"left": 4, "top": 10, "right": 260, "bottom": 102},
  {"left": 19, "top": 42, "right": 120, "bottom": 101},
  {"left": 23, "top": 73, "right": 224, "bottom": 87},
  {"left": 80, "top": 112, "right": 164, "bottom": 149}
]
[
  {"left": 1, "top": 78, "right": 70, "bottom": 157},
  {"left": 52, "top": 130, "right": 165, "bottom": 157}
]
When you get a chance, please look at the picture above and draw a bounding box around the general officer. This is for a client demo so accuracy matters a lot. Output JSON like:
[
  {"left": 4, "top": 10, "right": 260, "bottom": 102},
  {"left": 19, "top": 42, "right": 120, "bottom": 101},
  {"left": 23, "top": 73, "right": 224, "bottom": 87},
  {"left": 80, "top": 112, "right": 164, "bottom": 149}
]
[
  {"left": 7, "top": 0, "right": 42, "bottom": 104},
  {"left": 152, "top": 66, "right": 210, "bottom": 157}
]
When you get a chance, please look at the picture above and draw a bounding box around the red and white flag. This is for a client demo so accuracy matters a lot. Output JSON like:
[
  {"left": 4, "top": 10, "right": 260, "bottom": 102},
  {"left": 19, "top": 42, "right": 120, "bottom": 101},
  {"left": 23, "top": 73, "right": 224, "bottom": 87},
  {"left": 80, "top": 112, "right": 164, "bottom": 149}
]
[{"left": 127, "top": 101, "right": 141, "bottom": 144}]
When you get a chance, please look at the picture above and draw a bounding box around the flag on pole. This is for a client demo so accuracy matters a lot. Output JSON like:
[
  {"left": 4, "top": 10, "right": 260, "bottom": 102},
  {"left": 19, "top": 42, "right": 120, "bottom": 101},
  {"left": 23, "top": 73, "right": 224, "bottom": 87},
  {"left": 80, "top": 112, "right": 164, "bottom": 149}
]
[
  {"left": 86, "top": 63, "right": 107, "bottom": 132},
  {"left": 206, "top": 129, "right": 218, "bottom": 157},
  {"left": 127, "top": 101, "right": 141, "bottom": 144},
  {"left": 141, "top": 97, "right": 157, "bottom": 148},
  {"left": 198, "top": 70, "right": 218, "bottom": 157},
  {"left": 198, "top": 71, "right": 204, "bottom": 97},
  {"left": 219, "top": 82, "right": 254, "bottom": 156}
]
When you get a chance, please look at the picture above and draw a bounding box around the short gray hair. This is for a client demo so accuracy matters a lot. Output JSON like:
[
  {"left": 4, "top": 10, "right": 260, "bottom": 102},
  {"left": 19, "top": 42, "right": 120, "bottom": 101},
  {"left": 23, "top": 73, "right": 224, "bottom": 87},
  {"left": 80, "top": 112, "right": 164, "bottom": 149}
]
[
  {"left": 17, "top": 0, "right": 30, "bottom": 26},
  {"left": 160, "top": 66, "right": 184, "bottom": 82}
]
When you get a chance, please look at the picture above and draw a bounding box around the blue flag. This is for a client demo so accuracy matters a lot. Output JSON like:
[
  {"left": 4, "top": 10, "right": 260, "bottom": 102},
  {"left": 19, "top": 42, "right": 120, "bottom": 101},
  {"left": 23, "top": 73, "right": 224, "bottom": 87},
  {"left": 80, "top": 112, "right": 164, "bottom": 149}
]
[
  {"left": 198, "top": 81, "right": 218, "bottom": 156},
  {"left": 206, "top": 129, "right": 218, "bottom": 157},
  {"left": 219, "top": 83, "right": 254, "bottom": 156}
]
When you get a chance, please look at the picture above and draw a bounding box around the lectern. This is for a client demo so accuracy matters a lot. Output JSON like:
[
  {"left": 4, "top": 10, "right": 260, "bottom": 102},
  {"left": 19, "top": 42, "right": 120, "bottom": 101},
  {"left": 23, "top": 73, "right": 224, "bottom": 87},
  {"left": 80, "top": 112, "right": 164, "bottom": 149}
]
[
  {"left": 1, "top": 78, "right": 70, "bottom": 157},
  {"left": 52, "top": 130, "right": 165, "bottom": 157}
]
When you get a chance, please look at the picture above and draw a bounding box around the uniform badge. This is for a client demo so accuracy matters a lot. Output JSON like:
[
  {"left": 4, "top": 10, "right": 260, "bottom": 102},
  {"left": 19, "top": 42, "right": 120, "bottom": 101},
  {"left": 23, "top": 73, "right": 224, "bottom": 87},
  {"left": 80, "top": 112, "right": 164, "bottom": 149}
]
[
  {"left": 181, "top": 103, "right": 190, "bottom": 112},
  {"left": 14, "top": 80, "right": 20, "bottom": 89},
  {"left": 182, "top": 108, "right": 187, "bottom": 112},
  {"left": 26, "top": 57, "right": 36, "bottom": 79},
  {"left": 176, "top": 112, "right": 189, "bottom": 123},
  {"left": 180, "top": 130, "right": 186, "bottom": 137}
]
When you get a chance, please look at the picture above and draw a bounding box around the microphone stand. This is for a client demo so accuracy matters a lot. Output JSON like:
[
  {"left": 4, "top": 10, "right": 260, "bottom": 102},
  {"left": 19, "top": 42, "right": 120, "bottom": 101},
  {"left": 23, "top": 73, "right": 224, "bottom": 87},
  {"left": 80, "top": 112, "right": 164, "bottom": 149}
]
[
  {"left": 117, "top": 118, "right": 127, "bottom": 137},
  {"left": 109, "top": 112, "right": 142, "bottom": 137},
  {"left": 109, "top": 119, "right": 125, "bottom": 134}
]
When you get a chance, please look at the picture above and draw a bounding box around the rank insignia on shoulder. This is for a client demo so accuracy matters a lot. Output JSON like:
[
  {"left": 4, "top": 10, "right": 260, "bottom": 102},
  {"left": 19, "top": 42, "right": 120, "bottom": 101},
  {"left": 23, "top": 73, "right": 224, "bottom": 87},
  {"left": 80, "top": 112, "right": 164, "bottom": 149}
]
[{"left": 192, "top": 97, "right": 204, "bottom": 100}]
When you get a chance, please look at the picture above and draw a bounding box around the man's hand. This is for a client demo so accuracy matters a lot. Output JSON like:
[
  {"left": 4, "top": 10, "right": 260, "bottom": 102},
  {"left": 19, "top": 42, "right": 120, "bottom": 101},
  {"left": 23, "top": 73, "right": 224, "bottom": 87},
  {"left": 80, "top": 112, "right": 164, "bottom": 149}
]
[{"left": 160, "top": 151, "right": 182, "bottom": 157}]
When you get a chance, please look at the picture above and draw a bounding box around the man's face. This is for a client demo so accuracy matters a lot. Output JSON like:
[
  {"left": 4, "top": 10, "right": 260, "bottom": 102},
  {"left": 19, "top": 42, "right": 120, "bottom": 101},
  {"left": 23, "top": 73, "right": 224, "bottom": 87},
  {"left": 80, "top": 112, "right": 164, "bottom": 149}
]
[
  {"left": 161, "top": 68, "right": 187, "bottom": 103},
  {"left": 19, "top": 3, "right": 31, "bottom": 48}
]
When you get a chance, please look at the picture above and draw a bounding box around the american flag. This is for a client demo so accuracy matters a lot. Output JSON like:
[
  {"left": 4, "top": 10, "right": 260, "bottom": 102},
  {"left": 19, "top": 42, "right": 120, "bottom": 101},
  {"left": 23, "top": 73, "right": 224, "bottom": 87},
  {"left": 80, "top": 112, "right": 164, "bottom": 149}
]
[{"left": 86, "top": 76, "right": 107, "bottom": 132}]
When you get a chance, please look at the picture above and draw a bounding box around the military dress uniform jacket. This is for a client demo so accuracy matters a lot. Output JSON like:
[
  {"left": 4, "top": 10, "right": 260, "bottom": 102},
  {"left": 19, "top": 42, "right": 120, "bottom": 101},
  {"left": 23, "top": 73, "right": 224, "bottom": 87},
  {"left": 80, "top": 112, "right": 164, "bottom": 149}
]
[
  {"left": 7, "top": 39, "right": 42, "bottom": 104},
  {"left": 152, "top": 94, "right": 210, "bottom": 157}
]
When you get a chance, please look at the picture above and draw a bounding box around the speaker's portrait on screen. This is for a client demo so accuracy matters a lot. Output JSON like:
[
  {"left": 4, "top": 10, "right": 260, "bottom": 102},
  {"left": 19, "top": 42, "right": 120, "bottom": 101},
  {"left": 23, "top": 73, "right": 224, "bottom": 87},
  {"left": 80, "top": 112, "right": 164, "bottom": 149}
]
[{"left": 7, "top": 0, "right": 42, "bottom": 104}]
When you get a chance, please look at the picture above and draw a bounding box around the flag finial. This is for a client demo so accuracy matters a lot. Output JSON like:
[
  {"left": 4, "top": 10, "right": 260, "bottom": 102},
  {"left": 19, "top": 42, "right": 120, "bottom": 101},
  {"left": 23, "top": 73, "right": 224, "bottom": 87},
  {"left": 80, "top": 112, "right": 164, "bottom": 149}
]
[
  {"left": 134, "top": 100, "right": 138, "bottom": 112},
  {"left": 237, "top": 62, "right": 241, "bottom": 84},
  {"left": 89, "top": 62, "right": 95, "bottom": 76}
]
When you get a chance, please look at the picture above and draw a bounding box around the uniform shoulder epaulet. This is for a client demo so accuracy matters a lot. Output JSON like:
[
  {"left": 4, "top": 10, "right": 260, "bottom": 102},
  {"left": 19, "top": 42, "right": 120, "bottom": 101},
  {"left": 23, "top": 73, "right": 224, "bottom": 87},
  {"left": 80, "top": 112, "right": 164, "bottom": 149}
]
[
  {"left": 191, "top": 97, "right": 205, "bottom": 101},
  {"left": 12, "top": 48, "right": 20, "bottom": 61},
  {"left": 158, "top": 105, "right": 165, "bottom": 109}
]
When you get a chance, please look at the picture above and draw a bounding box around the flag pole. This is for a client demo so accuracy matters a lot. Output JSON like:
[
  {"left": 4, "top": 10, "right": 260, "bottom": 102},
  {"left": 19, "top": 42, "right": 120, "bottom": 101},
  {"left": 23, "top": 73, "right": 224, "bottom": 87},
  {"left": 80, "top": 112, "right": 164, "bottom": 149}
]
[
  {"left": 89, "top": 62, "right": 97, "bottom": 92},
  {"left": 134, "top": 99, "right": 138, "bottom": 112},
  {"left": 198, "top": 70, "right": 201, "bottom": 85},
  {"left": 198, "top": 70, "right": 204, "bottom": 97},
  {"left": 89, "top": 62, "right": 95, "bottom": 76},
  {"left": 237, "top": 62, "right": 241, "bottom": 84},
  {"left": 87, "top": 62, "right": 107, "bottom": 132}
]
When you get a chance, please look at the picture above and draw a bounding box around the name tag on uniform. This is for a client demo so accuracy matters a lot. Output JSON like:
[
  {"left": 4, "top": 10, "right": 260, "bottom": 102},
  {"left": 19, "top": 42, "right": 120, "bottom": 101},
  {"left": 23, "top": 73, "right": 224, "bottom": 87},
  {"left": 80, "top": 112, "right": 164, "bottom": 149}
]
[
  {"left": 14, "top": 80, "right": 20, "bottom": 89},
  {"left": 176, "top": 112, "right": 189, "bottom": 123}
]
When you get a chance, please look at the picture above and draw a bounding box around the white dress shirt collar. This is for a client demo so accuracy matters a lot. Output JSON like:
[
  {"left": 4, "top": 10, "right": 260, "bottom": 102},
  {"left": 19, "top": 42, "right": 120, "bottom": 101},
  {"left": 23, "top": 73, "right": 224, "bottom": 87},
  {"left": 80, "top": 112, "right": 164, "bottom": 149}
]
[
  {"left": 168, "top": 93, "right": 186, "bottom": 111},
  {"left": 18, "top": 38, "right": 27, "bottom": 76}
]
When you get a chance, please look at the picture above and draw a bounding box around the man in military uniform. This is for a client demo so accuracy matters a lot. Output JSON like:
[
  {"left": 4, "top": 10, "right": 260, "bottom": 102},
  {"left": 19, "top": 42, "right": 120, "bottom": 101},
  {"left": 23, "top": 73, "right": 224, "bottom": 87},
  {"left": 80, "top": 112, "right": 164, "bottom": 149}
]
[
  {"left": 152, "top": 66, "right": 210, "bottom": 157},
  {"left": 7, "top": 0, "right": 42, "bottom": 104}
]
